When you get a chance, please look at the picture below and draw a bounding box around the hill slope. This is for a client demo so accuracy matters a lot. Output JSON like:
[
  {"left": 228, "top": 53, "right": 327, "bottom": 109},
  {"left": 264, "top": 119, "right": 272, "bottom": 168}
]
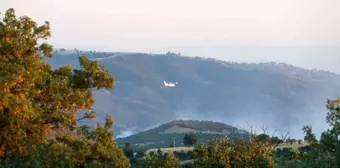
[
  {"left": 49, "top": 50, "right": 340, "bottom": 138},
  {"left": 116, "top": 120, "right": 248, "bottom": 150}
]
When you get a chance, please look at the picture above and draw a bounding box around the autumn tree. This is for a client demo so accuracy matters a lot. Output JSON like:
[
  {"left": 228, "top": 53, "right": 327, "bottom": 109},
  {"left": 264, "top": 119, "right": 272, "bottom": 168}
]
[
  {"left": 164, "top": 151, "right": 180, "bottom": 168},
  {"left": 193, "top": 137, "right": 232, "bottom": 167},
  {"left": 192, "top": 137, "right": 276, "bottom": 168},
  {"left": 145, "top": 153, "right": 164, "bottom": 168},
  {"left": 1, "top": 115, "right": 130, "bottom": 167},
  {"left": 255, "top": 134, "right": 270, "bottom": 143},
  {"left": 0, "top": 8, "right": 130, "bottom": 167},
  {"left": 144, "top": 151, "right": 180, "bottom": 168}
]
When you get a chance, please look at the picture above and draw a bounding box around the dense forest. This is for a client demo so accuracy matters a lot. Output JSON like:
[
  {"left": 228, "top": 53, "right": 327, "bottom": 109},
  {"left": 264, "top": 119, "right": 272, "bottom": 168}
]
[{"left": 1, "top": 8, "right": 340, "bottom": 168}]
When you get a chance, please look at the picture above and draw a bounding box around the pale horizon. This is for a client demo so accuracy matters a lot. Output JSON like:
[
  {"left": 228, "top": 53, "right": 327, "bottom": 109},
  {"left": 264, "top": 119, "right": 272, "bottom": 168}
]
[{"left": 1, "top": 0, "right": 340, "bottom": 73}]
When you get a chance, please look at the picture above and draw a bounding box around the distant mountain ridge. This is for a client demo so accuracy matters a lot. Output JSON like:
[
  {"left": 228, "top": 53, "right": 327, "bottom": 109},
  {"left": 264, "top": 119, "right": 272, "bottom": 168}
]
[
  {"left": 160, "top": 120, "right": 239, "bottom": 133},
  {"left": 49, "top": 49, "right": 340, "bottom": 138}
]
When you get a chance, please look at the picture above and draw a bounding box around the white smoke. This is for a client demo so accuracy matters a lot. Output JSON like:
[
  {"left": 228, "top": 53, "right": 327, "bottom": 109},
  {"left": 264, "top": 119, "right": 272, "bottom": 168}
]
[{"left": 116, "top": 127, "right": 136, "bottom": 139}]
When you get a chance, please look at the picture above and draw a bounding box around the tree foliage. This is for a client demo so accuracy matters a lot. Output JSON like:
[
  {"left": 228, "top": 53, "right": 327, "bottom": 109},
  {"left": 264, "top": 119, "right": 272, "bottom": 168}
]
[
  {"left": 273, "top": 98, "right": 340, "bottom": 168},
  {"left": 143, "top": 151, "right": 180, "bottom": 168},
  {"left": 292, "top": 99, "right": 340, "bottom": 168},
  {"left": 185, "top": 99, "right": 340, "bottom": 168},
  {"left": 164, "top": 151, "right": 180, "bottom": 168},
  {"left": 192, "top": 137, "right": 276, "bottom": 168},
  {"left": 0, "top": 115, "right": 130, "bottom": 168},
  {"left": 0, "top": 8, "right": 129, "bottom": 167},
  {"left": 124, "top": 143, "right": 134, "bottom": 159},
  {"left": 183, "top": 134, "right": 198, "bottom": 146}
]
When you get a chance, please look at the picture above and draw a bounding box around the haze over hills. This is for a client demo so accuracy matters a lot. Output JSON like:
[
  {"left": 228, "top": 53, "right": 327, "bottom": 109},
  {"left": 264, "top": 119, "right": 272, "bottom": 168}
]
[
  {"left": 48, "top": 49, "right": 340, "bottom": 139},
  {"left": 116, "top": 120, "right": 248, "bottom": 150}
]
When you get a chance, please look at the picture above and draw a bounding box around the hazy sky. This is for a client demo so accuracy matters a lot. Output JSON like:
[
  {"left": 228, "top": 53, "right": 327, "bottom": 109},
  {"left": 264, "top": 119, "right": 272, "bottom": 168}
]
[{"left": 1, "top": 0, "right": 340, "bottom": 72}]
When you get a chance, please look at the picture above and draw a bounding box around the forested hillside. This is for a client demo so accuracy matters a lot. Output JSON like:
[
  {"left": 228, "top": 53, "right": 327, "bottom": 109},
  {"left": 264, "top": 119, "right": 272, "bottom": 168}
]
[
  {"left": 50, "top": 49, "right": 340, "bottom": 137},
  {"left": 116, "top": 120, "right": 248, "bottom": 150}
]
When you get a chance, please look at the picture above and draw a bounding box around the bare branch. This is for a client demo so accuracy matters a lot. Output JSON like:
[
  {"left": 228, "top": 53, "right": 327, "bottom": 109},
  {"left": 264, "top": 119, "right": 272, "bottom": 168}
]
[
  {"left": 261, "top": 126, "right": 268, "bottom": 135},
  {"left": 280, "top": 132, "right": 290, "bottom": 142},
  {"left": 245, "top": 122, "right": 254, "bottom": 135}
]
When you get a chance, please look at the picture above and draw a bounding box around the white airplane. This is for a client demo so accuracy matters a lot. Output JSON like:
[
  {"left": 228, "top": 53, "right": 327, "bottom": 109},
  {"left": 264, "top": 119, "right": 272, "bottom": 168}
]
[{"left": 163, "top": 81, "right": 177, "bottom": 87}]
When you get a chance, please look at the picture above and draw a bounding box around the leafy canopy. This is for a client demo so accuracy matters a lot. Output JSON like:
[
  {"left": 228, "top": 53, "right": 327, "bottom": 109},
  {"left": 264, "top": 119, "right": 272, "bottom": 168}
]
[
  {"left": 0, "top": 115, "right": 131, "bottom": 168},
  {"left": 0, "top": 7, "right": 121, "bottom": 162},
  {"left": 183, "top": 134, "right": 198, "bottom": 146},
  {"left": 192, "top": 136, "right": 276, "bottom": 168}
]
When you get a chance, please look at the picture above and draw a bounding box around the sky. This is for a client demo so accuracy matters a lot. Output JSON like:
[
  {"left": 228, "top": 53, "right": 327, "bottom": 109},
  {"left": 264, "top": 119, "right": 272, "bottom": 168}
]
[{"left": 1, "top": 0, "right": 340, "bottom": 72}]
